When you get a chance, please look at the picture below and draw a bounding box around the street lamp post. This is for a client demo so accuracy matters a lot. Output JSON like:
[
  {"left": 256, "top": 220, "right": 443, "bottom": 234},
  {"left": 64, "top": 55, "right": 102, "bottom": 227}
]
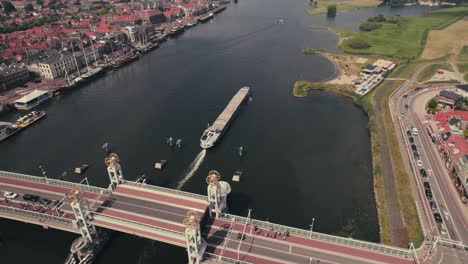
[
  {"left": 38, "top": 165, "right": 49, "bottom": 184},
  {"left": 309, "top": 217, "right": 315, "bottom": 238}
]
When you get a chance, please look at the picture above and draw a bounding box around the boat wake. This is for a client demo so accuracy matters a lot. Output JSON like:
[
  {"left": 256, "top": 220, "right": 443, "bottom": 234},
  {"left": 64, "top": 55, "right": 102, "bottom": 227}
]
[{"left": 176, "top": 149, "right": 207, "bottom": 190}]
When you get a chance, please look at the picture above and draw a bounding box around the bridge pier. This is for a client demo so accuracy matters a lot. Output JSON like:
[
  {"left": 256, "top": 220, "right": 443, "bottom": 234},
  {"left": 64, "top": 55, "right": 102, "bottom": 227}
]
[
  {"left": 206, "top": 171, "right": 231, "bottom": 218},
  {"left": 105, "top": 153, "right": 124, "bottom": 191},
  {"left": 183, "top": 211, "right": 207, "bottom": 264},
  {"left": 65, "top": 188, "right": 108, "bottom": 264}
]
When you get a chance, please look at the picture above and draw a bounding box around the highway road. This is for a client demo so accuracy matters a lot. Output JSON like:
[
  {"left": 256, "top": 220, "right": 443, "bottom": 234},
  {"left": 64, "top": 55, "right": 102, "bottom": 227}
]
[{"left": 388, "top": 66, "right": 468, "bottom": 263}]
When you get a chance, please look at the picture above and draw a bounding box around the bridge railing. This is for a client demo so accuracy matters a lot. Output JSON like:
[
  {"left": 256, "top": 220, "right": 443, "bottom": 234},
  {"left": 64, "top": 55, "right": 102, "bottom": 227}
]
[
  {"left": 0, "top": 204, "right": 75, "bottom": 226},
  {"left": 0, "top": 170, "right": 111, "bottom": 195},
  {"left": 122, "top": 180, "right": 207, "bottom": 201},
  {"left": 219, "top": 213, "right": 410, "bottom": 258},
  {"left": 203, "top": 253, "right": 252, "bottom": 264}
]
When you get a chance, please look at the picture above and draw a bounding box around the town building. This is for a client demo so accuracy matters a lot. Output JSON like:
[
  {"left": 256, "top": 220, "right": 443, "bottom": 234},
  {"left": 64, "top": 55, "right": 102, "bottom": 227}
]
[
  {"left": 437, "top": 90, "right": 462, "bottom": 108},
  {"left": 26, "top": 50, "right": 78, "bottom": 79},
  {"left": 0, "top": 63, "right": 30, "bottom": 91},
  {"left": 138, "top": 9, "right": 166, "bottom": 25}
]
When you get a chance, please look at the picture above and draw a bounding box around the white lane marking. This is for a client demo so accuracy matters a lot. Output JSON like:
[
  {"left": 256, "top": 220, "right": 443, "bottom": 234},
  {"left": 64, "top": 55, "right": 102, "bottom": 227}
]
[{"left": 437, "top": 252, "right": 444, "bottom": 264}]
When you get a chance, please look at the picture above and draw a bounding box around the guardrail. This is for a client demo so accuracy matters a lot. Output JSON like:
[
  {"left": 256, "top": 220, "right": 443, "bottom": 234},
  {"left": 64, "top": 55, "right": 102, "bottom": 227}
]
[
  {"left": 219, "top": 213, "right": 410, "bottom": 258},
  {"left": 0, "top": 170, "right": 111, "bottom": 195},
  {"left": 0, "top": 204, "right": 74, "bottom": 226},
  {"left": 204, "top": 253, "right": 252, "bottom": 264},
  {"left": 122, "top": 180, "right": 207, "bottom": 201}
]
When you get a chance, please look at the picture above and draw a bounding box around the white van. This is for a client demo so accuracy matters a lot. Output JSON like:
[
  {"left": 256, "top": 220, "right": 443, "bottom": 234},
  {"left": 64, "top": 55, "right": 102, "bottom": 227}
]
[{"left": 412, "top": 127, "right": 419, "bottom": 136}]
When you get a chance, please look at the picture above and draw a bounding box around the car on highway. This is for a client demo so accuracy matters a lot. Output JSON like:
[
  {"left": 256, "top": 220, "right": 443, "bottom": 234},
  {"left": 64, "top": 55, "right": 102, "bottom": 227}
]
[
  {"left": 409, "top": 137, "right": 414, "bottom": 143},
  {"left": 38, "top": 198, "right": 52, "bottom": 206},
  {"left": 420, "top": 168, "right": 427, "bottom": 177},
  {"left": 413, "top": 151, "right": 420, "bottom": 160},
  {"left": 22, "top": 194, "right": 40, "bottom": 202},
  {"left": 407, "top": 130, "right": 412, "bottom": 136},
  {"left": 3, "top": 192, "right": 18, "bottom": 199},
  {"left": 423, "top": 181, "right": 431, "bottom": 190},
  {"left": 425, "top": 189, "right": 433, "bottom": 199},
  {"left": 404, "top": 104, "right": 409, "bottom": 109},
  {"left": 434, "top": 213, "right": 443, "bottom": 223},
  {"left": 417, "top": 160, "right": 423, "bottom": 167},
  {"left": 412, "top": 128, "right": 419, "bottom": 136},
  {"left": 411, "top": 144, "right": 418, "bottom": 151},
  {"left": 430, "top": 201, "right": 437, "bottom": 210},
  {"left": 403, "top": 94, "right": 408, "bottom": 98}
]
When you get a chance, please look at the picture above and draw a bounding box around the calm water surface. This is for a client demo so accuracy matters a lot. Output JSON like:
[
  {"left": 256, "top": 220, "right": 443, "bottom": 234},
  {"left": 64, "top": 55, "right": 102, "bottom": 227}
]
[{"left": 0, "top": 1, "right": 433, "bottom": 263}]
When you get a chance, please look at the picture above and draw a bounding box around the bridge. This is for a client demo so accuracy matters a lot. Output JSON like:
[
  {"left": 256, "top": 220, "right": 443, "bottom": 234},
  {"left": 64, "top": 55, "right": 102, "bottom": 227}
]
[{"left": 0, "top": 153, "right": 417, "bottom": 264}]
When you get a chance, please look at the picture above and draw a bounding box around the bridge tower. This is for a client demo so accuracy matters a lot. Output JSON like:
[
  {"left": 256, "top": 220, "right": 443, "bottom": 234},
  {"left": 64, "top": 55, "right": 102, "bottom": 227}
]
[
  {"left": 183, "top": 211, "right": 207, "bottom": 264},
  {"left": 206, "top": 170, "right": 231, "bottom": 218},
  {"left": 105, "top": 153, "right": 124, "bottom": 190},
  {"left": 67, "top": 188, "right": 97, "bottom": 243}
]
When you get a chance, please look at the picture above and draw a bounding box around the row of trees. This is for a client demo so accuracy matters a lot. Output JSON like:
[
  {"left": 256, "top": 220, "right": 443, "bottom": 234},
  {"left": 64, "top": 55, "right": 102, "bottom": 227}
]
[
  {"left": 359, "top": 14, "right": 401, "bottom": 31},
  {"left": 0, "top": 14, "right": 60, "bottom": 33}
]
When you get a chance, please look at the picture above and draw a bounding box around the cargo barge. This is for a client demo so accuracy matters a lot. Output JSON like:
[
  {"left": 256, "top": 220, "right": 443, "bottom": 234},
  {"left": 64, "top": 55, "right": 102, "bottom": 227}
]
[{"left": 200, "top": 86, "right": 250, "bottom": 149}]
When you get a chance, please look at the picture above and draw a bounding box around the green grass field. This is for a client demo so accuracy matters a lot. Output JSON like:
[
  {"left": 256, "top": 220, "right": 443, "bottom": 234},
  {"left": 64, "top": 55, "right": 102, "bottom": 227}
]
[
  {"left": 459, "top": 46, "right": 468, "bottom": 60},
  {"left": 458, "top": 63, "right": 468, "bottom": 72},
  {"left": 336, "top": 7, "right": 468, "bottom": 59}
]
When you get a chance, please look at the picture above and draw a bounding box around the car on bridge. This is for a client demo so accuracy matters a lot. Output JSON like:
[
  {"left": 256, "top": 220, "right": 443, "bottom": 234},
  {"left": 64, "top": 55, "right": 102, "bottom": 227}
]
[
  {"left": 3, "top": 192, "right": 18, "bottom": 199},
  {"left": 409, "top": 136, "right": 414, "bottom": 143},
  {"left": 423, "top": 181, "right": 431, "bottom": 190},
  {"left": 430, "top": 201, "right": 438, "bottom": 210},
  {"left": 22, "top": 194, "right": 40, "bottom": 202},
  {"left": 434, "top": 213, "right": 443, "bottom": 223},
  {"left": 39, "top": 198, "right": 52, "bottom": 206},
  {"left": 420, "top": 168, "right": 427, "bottom": 177},
  {"left": 411, "top": 144, "right": 418, "bottom": 151},
  {"left": 414, "top": 151, "right": 420, "bottom": 160},
  {"left": 417, "top": 160, "right": 423, "bottom": 167},
  {"left": 425, "top": 189, "right": 433, "bottom": 199}
]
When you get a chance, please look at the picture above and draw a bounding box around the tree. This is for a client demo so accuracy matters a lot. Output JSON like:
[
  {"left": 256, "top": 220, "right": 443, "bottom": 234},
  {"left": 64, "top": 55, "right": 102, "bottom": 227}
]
[
  {"left": 24, "top": 3, "right": 34, "bottom": 12},
  {"left": 327, "top": 5, "right": 337, "bottom": 17},
  {"left": 359, "top": 22, "right": 382, "bottom": 31},
  {"left": 2, "top": 1, "right": 16, "bottom": 13},
  {"left": 98, "top": 7, "right": 108, "bottom": 15},
  {"left": 427, "top": 98, "right": 438, "bottom": 109},
  {"left": 36, "top": 0, "right": 44, "bottom": 5},
  {"left": 345, "top": 38, "right": 372, "bottom": 49}
]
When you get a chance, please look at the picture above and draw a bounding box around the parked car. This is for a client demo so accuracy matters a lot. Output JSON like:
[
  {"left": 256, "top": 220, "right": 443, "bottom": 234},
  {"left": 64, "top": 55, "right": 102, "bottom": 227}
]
[
  {"left": 423, "top": 181, "right": 431, "bottom": 190},
  {"left": 22, "top": 194, "right": 40, "bottom": 202},
  {"left": 409, "top": 137, "right": 414, "bottom": 143},
  {"left": 434, "top": 213, "right": 443, "bottom": 223},
  {"left": 403, "top": 94, "right": 408, "bottom": 98},
  {"left": 425, "top": 189, "right": 433, "bottom": 199},
  {"left": 417, "top": 160, "right": 423, "bottom": 167},
  {"left": 413, "top": 151, "right": 420, "bottom": 160},
  {"left": 411, "top": 144, "right": 418, "bottom": 151},
  {"left": 38, "top": 198, "right": 52, "bottom": 206},
  {"left": 430, "top": 201, "right": 437, "bottom": 210},
  {"left": 420, "top": 168, "right": 427, "bottom": 177},
  {"left": 3, "top": 192, "right": 18, "bottom": 199}
]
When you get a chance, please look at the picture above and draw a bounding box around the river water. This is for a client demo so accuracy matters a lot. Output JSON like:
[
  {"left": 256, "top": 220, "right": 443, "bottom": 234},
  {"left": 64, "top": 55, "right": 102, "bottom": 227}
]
[{"left": 0, "top": 1, "right": 437, "bottom": 263}]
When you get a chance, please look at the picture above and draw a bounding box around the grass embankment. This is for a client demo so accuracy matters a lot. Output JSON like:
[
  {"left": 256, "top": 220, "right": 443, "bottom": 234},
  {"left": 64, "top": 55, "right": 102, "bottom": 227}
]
[
  {"left": 465, "top": 73, "right": 468, "bottom": 81},
  {"left": 308, "top": 0, "right": 381, "bottom": 15},
  {"left": 421, "top": 17, "right": 468, "bottom": 60},
  {"left": 416, "top": 63, "right": 454, "bottom": 82},
  {"left": 378, "top": 66, "right": 424, "bottom": 246},
  {"left": 336, "top": 7, "right": 468, "bottom": 59},
  {"left": 293, "top": 80, "right": 356, "bottom": 98}
]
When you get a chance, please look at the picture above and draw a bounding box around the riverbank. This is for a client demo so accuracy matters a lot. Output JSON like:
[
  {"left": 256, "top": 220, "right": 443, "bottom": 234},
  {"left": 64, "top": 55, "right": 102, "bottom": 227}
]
[
  {"left": 308, "top": 0, "right": 381, "bottom": 15},
  {"left": 335, "top": 6, "right": 468, "bottom": 59}
]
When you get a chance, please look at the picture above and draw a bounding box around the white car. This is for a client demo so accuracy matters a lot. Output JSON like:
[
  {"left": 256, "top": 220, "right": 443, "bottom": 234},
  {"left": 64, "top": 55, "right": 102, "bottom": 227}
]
[
  {"left": 3, "top": 192, "right": 18, "bottom": 199},
  {"left": 417, "top": 160, "right": 423, "bottom": 167},
  {"left": 412, "top": 128, "right": 419, "bottom": 136}
]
